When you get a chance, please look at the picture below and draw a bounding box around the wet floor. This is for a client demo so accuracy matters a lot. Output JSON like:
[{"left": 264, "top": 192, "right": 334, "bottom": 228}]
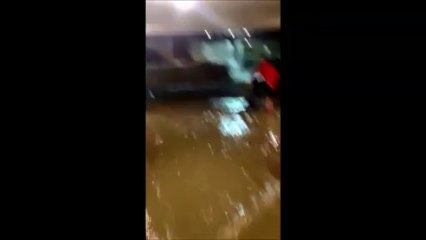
[{"left": 146, "top": 97, "right": 280, "bottom": 240}]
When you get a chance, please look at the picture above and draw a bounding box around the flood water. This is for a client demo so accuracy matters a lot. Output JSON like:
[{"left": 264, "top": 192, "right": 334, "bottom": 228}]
[{"left": 146, "top": 97, "right": 280, "bottom": 240}]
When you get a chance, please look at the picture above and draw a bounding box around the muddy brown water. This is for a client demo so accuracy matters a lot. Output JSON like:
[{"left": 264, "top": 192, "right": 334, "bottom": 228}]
[{"left": 146, "top": 98, "right": 280, "bottom": 240}]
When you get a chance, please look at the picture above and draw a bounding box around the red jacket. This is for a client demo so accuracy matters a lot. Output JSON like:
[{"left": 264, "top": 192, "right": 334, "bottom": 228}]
[{"left": 255, "top": 59, "right": 280, "bottom": 91}]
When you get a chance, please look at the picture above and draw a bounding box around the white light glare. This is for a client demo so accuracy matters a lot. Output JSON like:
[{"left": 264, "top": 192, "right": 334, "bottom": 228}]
[
  {"left": 243, "top": 27, "right": 251, "bottom": 38},
  {"left": 173, "top": 1, "right": 196, "bottom": 11},
  {"left": 204, "top": 29, "right": 211, "bottom": 40},
  {"left": 228, "top": 28, "right": 235, "bottom": 39}
]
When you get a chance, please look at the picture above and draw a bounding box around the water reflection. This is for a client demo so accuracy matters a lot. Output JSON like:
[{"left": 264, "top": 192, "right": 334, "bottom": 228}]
[
  {"left": 218, "top": 114, "right": 249, "bottom": 138},
  {"left": 211, "top": 97, "right": 249, "bottom": 113}
]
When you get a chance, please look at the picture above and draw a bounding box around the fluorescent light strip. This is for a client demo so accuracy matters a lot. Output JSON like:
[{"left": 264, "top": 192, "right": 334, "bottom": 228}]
[
  {"left": 204, "top": 29, "right": 211, "bottom": 40},
  {"left": 243, "top": 27, "right": 251, "bottom": 38},
  {"left": 228, "top": 28, "right": 235, "bottom": 39}
]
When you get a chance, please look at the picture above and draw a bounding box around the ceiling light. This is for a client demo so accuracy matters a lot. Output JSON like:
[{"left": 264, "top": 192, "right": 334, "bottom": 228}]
[{"left": 172, "top": 1, "right": 196, "bottom": 11}]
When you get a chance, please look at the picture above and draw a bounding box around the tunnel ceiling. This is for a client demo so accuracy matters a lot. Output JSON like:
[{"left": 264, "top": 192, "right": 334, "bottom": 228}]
[{"left": 146, "top": 1, "right": 280, "bottom": 35}]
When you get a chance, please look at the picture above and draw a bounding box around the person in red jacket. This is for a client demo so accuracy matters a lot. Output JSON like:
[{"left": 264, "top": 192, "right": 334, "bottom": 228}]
[
  {"left": 250, "top": 58, "right": 281, "bottom": 110},
  {"left": 255, "top": 59, "right": 280, "bottom": 91}
]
